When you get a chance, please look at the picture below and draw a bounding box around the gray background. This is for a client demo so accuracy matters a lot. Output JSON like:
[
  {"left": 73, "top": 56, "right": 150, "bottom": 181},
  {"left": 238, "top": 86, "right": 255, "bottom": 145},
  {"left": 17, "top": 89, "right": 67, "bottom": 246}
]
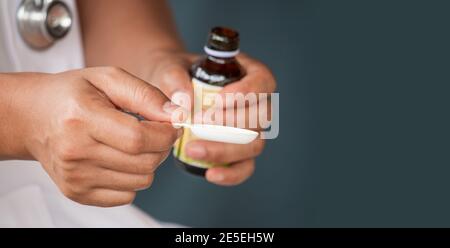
[{"left": 135, "top": 0, "right": 450, "bottom": 227}]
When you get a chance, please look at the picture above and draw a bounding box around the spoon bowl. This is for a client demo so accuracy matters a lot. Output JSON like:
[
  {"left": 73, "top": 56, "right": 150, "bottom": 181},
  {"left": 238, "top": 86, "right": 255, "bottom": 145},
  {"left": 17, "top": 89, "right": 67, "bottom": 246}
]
[{"left": 174, "top": 123, "right": 259, "bottom": 144}]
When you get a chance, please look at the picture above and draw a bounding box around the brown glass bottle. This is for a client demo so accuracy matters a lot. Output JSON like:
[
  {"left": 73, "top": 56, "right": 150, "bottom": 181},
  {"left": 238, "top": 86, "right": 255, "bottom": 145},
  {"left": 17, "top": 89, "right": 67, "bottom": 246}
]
[{"left": 173, "top": 27, "right": 246, "bottom": 177}]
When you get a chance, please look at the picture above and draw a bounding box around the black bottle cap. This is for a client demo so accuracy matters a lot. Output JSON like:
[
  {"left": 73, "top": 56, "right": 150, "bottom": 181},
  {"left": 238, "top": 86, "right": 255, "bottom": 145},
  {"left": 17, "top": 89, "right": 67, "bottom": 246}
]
[{"left": 206, "top": 27, "right": 240, "bottom": 52}]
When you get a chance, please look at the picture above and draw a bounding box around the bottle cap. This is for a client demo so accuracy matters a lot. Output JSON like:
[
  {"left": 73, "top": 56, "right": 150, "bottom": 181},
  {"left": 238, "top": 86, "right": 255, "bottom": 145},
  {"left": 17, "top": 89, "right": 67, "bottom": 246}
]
[{"left": 205, "top": 27, "right": 240, "bottom": 57}]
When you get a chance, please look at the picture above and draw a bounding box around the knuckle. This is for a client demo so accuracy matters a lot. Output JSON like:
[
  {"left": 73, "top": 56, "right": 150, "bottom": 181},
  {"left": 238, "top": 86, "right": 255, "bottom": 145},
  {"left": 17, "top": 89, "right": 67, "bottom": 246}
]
[
  {"left": 102, "top": 66, "right": 126, "bottom": 78},
  {"left": 150, "top": 125, "right": 179, "bottom": 151},
  {"left": 121, "top": 192, "right": 137, "bottom": 205},
  {"left": 59, "top": 183, "right": 84, "bottom": 202},
  {"left": 208, "top": 146, "right": 224, "bottom": 162},
  {"left": 57, "top": 143, "right": 82, "bottom": 161},
  {"left": 169, "top": 127, "right": 181, "bottom": 142},
  {"left": 136, "top": 154, "right": 165, "bottom": 174},
  {"left": 161, "top": 127, "right": 180, "bottom": 149},
  {"left": 61, "top": 103, "right": 85, "bottom": 131},
  {"left": 163, "top": 65, "right": 187, "bottom": 83},
  {"left": 62, "top": 108, "right": 83, "bottom": 127},
  {"left": 134, "top": 163, "right": 152, "bottom": 175},
  {"left": 71, "top": 185, "right": 89, "bottom": 196},
  {"left": 100, "top": 67, "right": 128, "bottom": 86},
  {"left": 159, "top": 150, "right": 171, "bottom": 164},
  {"left": 58, "top": 160, "right": 77, "bottom": 172},
  {"left": 136, "top": 174, "right": 154, "bottom": 190},
  {"left": 59, "top": 169, "right": 75, "bottom": 183},
  {"left": 270, "top": 76, "right": 277, "bottom": 90},
  {"left": 59, "top": 184, "right": 72, "bottom": 198},
  {"left": 124, "top": 126, "right": 146, "bottom": 154},
  {"left": 135, "top": 85, "right": 168, "bottom": 114},
  {"left": 60, "top": 172, "right": 89, "bottom": 195},
  {"left": 251, "top": 63, "right": 276, "bottom": 93},
  {"left": 267, "top": 75, "right": 277, "bottom": 92},
  {"left": 137, "top": 85, "right": 159, "bottom": 105},
  {"left": 261, "top": 68, "right": 277, "bottom": 92},
  {"left": 153, "top": 152, "right": 170, "bottom": 168},
  {"left": 252, "top": 140, "right": 265, "bottom": 157}
]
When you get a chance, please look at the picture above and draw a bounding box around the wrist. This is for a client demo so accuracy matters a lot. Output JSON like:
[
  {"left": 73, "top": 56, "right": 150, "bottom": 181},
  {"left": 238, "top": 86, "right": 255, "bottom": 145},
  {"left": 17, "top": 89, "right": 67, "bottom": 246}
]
[{"left": 0, "top": 73, "right": 48, "bottom": 160}]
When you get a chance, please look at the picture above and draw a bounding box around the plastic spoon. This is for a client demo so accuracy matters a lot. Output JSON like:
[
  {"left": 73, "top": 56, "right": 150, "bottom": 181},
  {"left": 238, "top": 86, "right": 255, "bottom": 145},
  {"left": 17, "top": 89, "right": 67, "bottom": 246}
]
[
  {"left": 173, "top": 123, "right": 259, "bottom": 145},
  {"left": 122, "top": 112, "right": 258, "bottom": 145}
]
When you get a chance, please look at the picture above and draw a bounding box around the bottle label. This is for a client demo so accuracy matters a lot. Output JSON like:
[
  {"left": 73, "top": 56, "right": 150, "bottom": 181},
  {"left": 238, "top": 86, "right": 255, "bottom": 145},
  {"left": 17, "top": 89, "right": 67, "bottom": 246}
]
[{"left": 173, "top": 78, "right": 226, "bottom": 169}]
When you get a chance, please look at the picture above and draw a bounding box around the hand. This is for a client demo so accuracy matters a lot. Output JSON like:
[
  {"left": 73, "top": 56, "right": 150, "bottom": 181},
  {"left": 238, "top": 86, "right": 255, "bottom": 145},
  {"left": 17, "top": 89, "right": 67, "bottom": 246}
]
[
  {"left": 17, "top": 67, "right": 180, "bottom": 207},
  {"left": 143, "top": 51, "right": 276, "bottom": 186}
]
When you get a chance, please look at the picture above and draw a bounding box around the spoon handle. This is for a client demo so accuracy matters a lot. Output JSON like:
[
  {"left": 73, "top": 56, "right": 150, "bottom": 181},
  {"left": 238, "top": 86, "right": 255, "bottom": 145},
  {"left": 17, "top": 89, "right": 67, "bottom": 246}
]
[{"left": 172, "top": 123, "right": 191, "bottom": 129}]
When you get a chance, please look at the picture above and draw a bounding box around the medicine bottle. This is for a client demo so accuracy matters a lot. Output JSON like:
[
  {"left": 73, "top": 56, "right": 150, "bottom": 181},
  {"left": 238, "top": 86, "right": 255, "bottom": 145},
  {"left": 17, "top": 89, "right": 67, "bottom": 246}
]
[{"left": 173, "top": 27, "right": 245, "bottom": 176}]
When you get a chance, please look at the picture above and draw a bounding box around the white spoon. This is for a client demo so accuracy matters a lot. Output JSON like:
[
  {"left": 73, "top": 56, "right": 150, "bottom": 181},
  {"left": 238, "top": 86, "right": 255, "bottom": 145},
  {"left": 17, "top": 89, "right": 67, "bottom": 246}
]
[
  {"left": 122, "top": 112, "right": 258, "bottom": 144},
  {"left": 173, "top": 123, "right": 259, "bottom": 145}
]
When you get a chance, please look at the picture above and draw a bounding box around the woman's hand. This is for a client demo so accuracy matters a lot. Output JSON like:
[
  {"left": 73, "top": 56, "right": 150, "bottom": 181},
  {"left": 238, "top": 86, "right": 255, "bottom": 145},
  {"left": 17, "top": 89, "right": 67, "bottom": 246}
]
[
  {"left": 142, "top": 50, "right": 277, "bottom": 186},
  {"left": 5, "top": 67, "right": 180, "bottom": 207}
]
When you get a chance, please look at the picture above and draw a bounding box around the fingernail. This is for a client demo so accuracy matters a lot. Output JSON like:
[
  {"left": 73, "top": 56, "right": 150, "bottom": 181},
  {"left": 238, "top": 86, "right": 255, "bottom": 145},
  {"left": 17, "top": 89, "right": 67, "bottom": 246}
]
[
  {"left": 163, "top": 102, "right": 180, "bottom": 115},
  {"left": 171, "top": 91, "right": 193, "bottom": 109},
  {"left": 208, "top": 173, "right": 225, "bottom": 182},
  {"left": 172, "top": 90, "right": 190, "bottom": 98},
  {"left": 186, "top": 144, "right": 207, "bottom": 159},
  {"left": 164, "top": 103, "right": 185, "bottom": 123}
]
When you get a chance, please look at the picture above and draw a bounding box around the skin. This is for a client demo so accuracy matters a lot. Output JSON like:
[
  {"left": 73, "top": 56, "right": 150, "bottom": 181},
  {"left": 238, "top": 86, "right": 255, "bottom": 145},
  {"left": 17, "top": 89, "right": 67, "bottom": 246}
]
[
  {"left": 0, "top": 0, "right": 276, "bottom": 207},
  {"left": 0, "top": 68, "right": 180, "bottom": 207},
  {"left": 77, "top": 0, "right": 277, "bottom": 186}
]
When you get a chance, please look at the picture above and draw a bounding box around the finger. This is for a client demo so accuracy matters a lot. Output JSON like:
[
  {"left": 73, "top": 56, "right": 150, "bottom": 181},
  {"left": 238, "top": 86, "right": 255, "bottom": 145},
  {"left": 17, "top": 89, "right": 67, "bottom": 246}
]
[
  {"left": 222, "top": 98, "right": 272, "bottom": 130},
  {"left": 185, "top": 139, "right": 265, "bottom": 164},
  {"left": 154, "top": 59, "right": 196, "bottom": 123},
  {"left": 152, "top": 59, "right": 194, "bottom": 99},
  {"left": 73, "top": 189, "right": 137, "bottom": 207},
  {"left": 82, "top": 67, "right": 174, "bottom": 122},
  {"left": 90, "top": 169, "right": 154, "bottom": 192},
  {"left": 87, "top": 106, "right": 142, "bottom": 151},
  {"left": 135, "top": 121, "right": 182, "bottom": 152},
  {"left": 88, "top": 107, "right": 181, "bottom": 154},
  {"left": 219, "top": 54, "right": 276, "bottom": 105},
  {"left": 65, "top": 163, "right": 154, "bottom": 192},
  {"left": 86, "top": 144, "right": 170, "bottom": 174},
  {"left": 206, "top": 159, "right": 255, "bottom": 186}
]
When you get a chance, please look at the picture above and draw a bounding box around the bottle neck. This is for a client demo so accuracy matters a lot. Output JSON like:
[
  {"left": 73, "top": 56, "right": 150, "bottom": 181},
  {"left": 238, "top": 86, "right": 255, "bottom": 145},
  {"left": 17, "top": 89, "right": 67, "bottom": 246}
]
[
  {"left": 206, "top": 55, "right": 236, "bottom": 65},
  {"left": 204, "top": 46, "right": 240, "bottom": 58}
]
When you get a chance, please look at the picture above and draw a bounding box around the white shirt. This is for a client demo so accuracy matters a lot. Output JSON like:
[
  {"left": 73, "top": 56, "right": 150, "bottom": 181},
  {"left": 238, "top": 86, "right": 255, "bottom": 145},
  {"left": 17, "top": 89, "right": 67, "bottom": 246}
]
[{"left": 0, "top": 0, "right": 167, "bottom": 228}]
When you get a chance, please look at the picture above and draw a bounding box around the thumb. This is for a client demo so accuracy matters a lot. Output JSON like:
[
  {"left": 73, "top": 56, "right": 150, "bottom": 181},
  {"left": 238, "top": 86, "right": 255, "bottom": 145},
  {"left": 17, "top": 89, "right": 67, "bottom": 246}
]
[
  {"left": 83, "top": 67, "right": 175, "bottom": 122},
  {"left": 152, "top": 63, "right": 193, "bottom": 103}
]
